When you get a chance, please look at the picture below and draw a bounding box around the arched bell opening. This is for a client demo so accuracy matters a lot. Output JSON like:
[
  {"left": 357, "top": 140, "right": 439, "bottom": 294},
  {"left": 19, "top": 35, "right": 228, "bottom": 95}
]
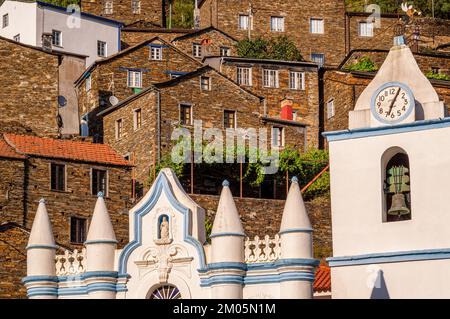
[
  {"left": 381, "top": 147, "right": 412, "bottom": 223},
  {"left": 147, "top": 284, "right": 182, "bottom": 299}
]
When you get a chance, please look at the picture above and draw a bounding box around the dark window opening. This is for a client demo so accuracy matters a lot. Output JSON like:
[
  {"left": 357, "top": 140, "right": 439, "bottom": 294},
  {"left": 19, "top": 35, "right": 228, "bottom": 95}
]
[
  {"left": 70, "top": 217, "right": 87, "bottom": 244},
  {"left": 51, "top": 163, "right": 65, "bottom": 191},
  {"left": 92, "top": 169, "right": 107, "bottom": 196},
  {"left": 180, "top": 104, "right": 192, "bottom": 125},
  {"left": 224, "top": 110, "right": 236, "bottom": 129}
]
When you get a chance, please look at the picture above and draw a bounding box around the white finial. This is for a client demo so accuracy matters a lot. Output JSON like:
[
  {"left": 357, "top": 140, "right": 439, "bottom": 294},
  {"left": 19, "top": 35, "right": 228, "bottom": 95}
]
[
  {"left": 211, "top": 181, "right": 244, "bottom": 236},
  {"left": 86, "top": 195, "right": 117, "bottom": 244},
  {"left": 27, "top": 199, "right": 55, "bottom": 248},
  {"left": 280, "top": 178, "right": 312, "bottom": 232}
]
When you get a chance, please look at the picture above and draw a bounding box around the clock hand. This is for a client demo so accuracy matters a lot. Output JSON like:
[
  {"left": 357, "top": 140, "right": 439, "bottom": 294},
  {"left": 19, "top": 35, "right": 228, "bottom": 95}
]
[{"left": 388, "top": 88, "right": 401, "bottom": 115}]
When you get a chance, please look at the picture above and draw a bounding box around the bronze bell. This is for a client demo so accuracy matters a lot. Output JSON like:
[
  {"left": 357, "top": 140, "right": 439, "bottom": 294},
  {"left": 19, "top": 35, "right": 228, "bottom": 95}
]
[{"left": 388, "top": 193, "right": 410, "bottom": 216}]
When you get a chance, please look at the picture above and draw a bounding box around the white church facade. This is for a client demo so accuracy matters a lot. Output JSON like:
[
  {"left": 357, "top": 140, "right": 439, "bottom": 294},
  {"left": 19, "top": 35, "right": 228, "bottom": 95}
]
[
  {"left": 324, "top": 36, "right": 450, "bottom": 298},
  {"left": 23, "top": 169, "right": 319, "bottom": 299}
]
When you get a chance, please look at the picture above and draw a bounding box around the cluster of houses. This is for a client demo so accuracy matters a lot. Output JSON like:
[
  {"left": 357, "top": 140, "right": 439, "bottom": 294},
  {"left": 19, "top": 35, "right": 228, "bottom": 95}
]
[{"left": 0, "top": 0, "right": 449, "bottom": 298}]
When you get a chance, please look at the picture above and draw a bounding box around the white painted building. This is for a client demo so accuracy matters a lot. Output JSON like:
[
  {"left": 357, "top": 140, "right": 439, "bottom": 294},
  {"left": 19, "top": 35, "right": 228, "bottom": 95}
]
[
  {"left": 0, "top": 0, "right": 122, "bottom": 66},
  {"left": 23, "top": 169, "right": 319, "bottom": 299},
  {"left": 324, "top": 36, "right": 449, "bottom": 298}
]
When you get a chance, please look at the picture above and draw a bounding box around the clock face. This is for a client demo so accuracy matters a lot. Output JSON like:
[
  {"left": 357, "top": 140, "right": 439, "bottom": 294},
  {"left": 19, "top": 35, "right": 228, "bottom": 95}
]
[{"left": 371, "top": 82, "right": 415, "bottom": 124}]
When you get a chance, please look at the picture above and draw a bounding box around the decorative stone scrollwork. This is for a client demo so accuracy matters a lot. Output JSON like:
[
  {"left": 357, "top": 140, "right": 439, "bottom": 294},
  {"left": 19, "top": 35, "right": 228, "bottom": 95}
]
[
  {"left": 244, "top": 234, "right": 281, "bottom": 263},
  {"left": 55, "top": 248, "right": 86, "bottom": 276}
]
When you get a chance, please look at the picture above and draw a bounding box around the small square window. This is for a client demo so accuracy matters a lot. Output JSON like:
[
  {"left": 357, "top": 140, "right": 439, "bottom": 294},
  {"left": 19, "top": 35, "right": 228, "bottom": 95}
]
[
  {"left": 134, "top": 108, "right": 142, "bottom": 130},
  {"left": 359, "top": 22, "right": 374, "bottom": 37},
  {"left": 180, "top": 104, "right": 192, "bottom": 125},
  {"left": 92, "top": 169, "right": 107, "bottom": 196},
  {"left": 237, "top": 67, "right": 252, "bottom": 86},
  {"left": 151, "top": 46, "right": 162, "bottom": 60},
  {"left": 2, "top": 14, "right": 8, "bottom": 28},
  {"left": 51, "top": 163, "right": 65, "bottom": 191},
  {"left": 70, "top": 217, "right": 87, "bottom": 244},
  {"left": 200, "top": 76, "right": 211, "bottom": 91},
  {"left": 115, "top": 118, "right": 123, "bottom": 140},
  {"left": 310, "top": 18, "right": 324, "bottom": 34},
  {"left": 239, "top": 14, "right": 250, "bottom": 30},
  {"left": 97, "top": 41, "right": 107, "bottom": 57},
  {"left": 127, "top": 70, "right": 142, "bottom": 88},
  {"left": 104, "top": 1, "right": 113, "bottom": 14},
  {"left": 311, "top": 53, "right": 325, "bottom": 66},
  {"left": 271, "top": 126, "right": 284, "bottom": 148},
  {"left": 85, "top": 75, "right": 92, "bottom": 92},
  {"left": 13, "top": 34, "right": 20, "bottom": 42},
  {"left": 192, "top": 43, "right": 202, "bottom": 58},
  {"left": 327, "top": 99, "right": 335, "bottom": 119},
  {"left": 270, "top": 16, "right": 284, "bottom": 32},
  {"left": 131, "top": 0, "right": 140, "bottom": 14},
  {"left": 289, "top": 71, "right": 305, "bottom": 90},
  {"left": 52, "top": 30, "right": 62, "bottom": 47},
  {"left": 224, "top": 110, "right": 236, "bottom": 129},
  {"left": 220, "top": 46, "right": 231, "bottom": 56}
]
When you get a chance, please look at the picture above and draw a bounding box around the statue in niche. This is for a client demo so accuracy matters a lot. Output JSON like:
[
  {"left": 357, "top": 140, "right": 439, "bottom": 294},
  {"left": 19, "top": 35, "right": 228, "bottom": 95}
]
[{"left": 155, "top": 215, "right": 172, "bottom": 245}]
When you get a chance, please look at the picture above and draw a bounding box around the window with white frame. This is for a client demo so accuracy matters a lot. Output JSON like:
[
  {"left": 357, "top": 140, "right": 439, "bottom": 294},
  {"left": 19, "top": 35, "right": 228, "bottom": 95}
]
[
  {"left": 2, "top": 14, "right": 8, "bottom": 28},
  {"left": 151, "top": 46, "right": 162, "bottom": 60},
  {"left": 220, "top": 46, "right": 231, "bottom": 56},
  {"left": 263, "top": 69, "right": 279, "bottom": 88},
  {"left": 192, "top": 43, "right": 202, "bottom": 58},
  {"left": 327, "top": 99, "right": 335, "bottom": 119},
  {"left": 238, "top": 14, "right": 249, "bottom": 30},
  {"left": 270, "top": 16, "right": 284, "bottom": 32},
  {"left": 104, "top": 0, "right": 113, "bottom": 14},
  {"left": 271, "top": 126, "right": 284, "bottom": 148},
  {"left": 200, "top": 76, "right": 211, "bottom": 91},
  {"left": 115, "top": 119, "right": 123, "bottom": 140},
  {"left": 86, "top": 75, "right": 92, "bottom": 92},
  {"left": 52, "top": 30, "right": 62, "bottom": 47},
  {"left": 97, "top": 40, "right": 107, "bottom": 57},
  {"left": 237, "top": 67, "right": 252, "bottom": 86},
  {"left": 310, "top": 18, "right": 324, "bottom": 34},
  {"left": 127, "top": 70, "right": 142, "bottom": 88},
  {"left": 131, "top": 0, "right": 141, "bottom": 14},
  {"left": 13, "top": 34, "right": 20, "bottom": 42},
  {"left": 359, "top": 21, "right": 374, "bottom": 37},
  {"left": 311, "top": 53, "right": 325, "bottom": 66},
  {"left": 289, "top": 71, "right": 305, "bottom": 90},
  {"left": 133, "top": 108, "right": 142, "bottom": 130}
]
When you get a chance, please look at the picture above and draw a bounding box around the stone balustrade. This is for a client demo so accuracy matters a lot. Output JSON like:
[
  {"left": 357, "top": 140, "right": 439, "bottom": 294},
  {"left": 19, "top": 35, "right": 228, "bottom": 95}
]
[
  {"left": 55, "top": 248, "right": 86, "bottom": 276},
  {"left": 244, "top": 234, "right": 281, "bottom": 263}
]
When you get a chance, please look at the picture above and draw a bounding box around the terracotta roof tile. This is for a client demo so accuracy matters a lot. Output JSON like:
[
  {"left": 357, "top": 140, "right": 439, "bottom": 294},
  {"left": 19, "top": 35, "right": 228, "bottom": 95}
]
[
  {"left": 314, "top": 265, "right": 331, "bottom": 293},
  {"left": 0, "top": 137, "right": 26, "bottom": 160},
  {"left": 3, "top": 134, "right": 130, "bottom": 166}
]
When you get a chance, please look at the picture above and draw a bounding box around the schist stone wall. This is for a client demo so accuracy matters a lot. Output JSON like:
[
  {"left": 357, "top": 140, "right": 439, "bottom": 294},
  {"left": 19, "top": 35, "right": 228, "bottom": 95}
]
[
  {"left": 190, "top": 193, "right": 332, "bottom": 260},
  {"left": 0, "top": 38, "right": 60, "bottom": 137},
  {"left": 81, "top": 0, "right": 166, "bottom": 25},
  {"left": 199, "top": 0, "right": 347, "bottom": 66},
  {"left": 0, "top": 158, "right": 25, "bottom": 225},
  {"left": 121, "top": 29, "right": 192, "bottom": 47}
]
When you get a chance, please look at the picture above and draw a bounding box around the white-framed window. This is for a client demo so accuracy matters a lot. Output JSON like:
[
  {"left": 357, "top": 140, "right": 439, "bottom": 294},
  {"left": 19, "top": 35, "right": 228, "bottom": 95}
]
[
  {"left": 97, "top": 41, "right": 107, "bottom": 57},
  {"left": 115, "top": 118, "right": 123, "bottom": 140},
  {"left": 192, "top": 43, "right": 202, "bottom": 58},
  {"left": 131, "top": 0, "right": 141, "bottom": 14},
  {"left": 289, "top": 71, "right": 305, "bottom": 90},
  {"left": 238, "top": 14, "right": 249, "bottom": 30},
  {"left": 311, "top": 53, "right": 325, "bottom": 66},
  {"left": 200, "top": 76, "right": 211, "bottom": 91},
  {"left": 86, "top": 75, "right": 92, "bottom": 92},
  {"left": 2, "top": 14, "right": 8, "bottom": 28},
  {"left": 127, "top": 70, "right": 142, "bottom": 88},
  {"left": 310, "top": 18, "right": 324, "bottom": 34},
  {"left": 52, "top": 30, "right": 62, "bottom": 47},
  {"left": 237, "top": 67, "right": 252, "bottom": 86},
  {"left": 271, "top": 126, "right": 284, "bottom": 148},
  {"left": 13, "top": 34, "right": 20, "bottom": 42},
  {"left": 327, "top": 99, "right": 335, "bottom": 119},
  {"left": 220, "top": 46, "right": 231, "bottom": 56},
  {"left": 133, "top": 108, "right": 142, "bottom": 130},
  {"left": 359, "top": 21, "right": 374, "bottom": 37},
  {"left": 104, "top": 0, "right": 113, "bottom": 14},
  {"left": 151, "top": 46, "right": 162, "bottom": 60},
  {"left": 263, "top": 69, "right": 279, "bottom": 88},
  {"left": 270, "top": 16, "right": 284, "bottom": 32}
]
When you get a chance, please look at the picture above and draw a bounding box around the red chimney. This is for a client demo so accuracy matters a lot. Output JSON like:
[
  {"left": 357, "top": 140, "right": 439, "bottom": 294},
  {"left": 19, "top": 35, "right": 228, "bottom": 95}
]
[{"left": 280, "top": 99, "right": 293, "bottom": 120}]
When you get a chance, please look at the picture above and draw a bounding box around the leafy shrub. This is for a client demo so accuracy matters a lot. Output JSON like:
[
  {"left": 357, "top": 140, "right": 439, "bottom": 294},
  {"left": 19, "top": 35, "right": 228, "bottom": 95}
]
[
  {"left": 426, "top": 71, "right": 450, "bottom": 81},
  {"left": 237, "top": 36, "right": 304, "bottom": 61},
  {"left": 346, "top": 56, "right": 378, "bottom": 72}
]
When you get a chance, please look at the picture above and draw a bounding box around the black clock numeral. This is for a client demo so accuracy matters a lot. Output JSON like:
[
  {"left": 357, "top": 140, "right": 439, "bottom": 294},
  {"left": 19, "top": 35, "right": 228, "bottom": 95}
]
[
  {"left": 379, "top": 108, "right": 383, "bottom": 114},
  {"left": 390, "top": 88, "right": 395, "bottom": 94},
  {"left": 402, "top": 105, "right": 406, "bottom": 111},
  {"left": 391, "top": 113, "right": 395, "bottom": 119},
  {"left": 385, "top": 111, "right": 390, "bottom": 117},
  {"left": 397, "top": 110, "right": 401, "bottom": 116},
  {"left": 380, "top": 96, "right": 385, "bottom": 102}
]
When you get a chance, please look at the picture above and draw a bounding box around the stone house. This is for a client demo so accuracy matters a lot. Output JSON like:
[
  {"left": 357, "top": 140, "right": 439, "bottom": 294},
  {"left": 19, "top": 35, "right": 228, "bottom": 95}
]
[
  {"left": 0, "top": 133, "right": 133, "bottom": 248},
  {"left": 80, "top": 0, "right": 167, "bottom": 25},
  {"left": 323, "top": 50, "right": 450, "bottom": 143},
  {"left": 0, "top": 0, "right": 123, "bottom": 66},
  {"left": 0, "top": 36, "right": 86, "bottom": 137},
  {"left": 171, "top": 26, "right": 238, "bottom": 60},
  {"left": 198, "top": 0, "right": 347, "bottom": 66},
  {"left": 204, "top": 56, "right": 320, "bottom": 148},
  {"left": 75, "top": 36, "right": 203, "bottom": 141}
]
